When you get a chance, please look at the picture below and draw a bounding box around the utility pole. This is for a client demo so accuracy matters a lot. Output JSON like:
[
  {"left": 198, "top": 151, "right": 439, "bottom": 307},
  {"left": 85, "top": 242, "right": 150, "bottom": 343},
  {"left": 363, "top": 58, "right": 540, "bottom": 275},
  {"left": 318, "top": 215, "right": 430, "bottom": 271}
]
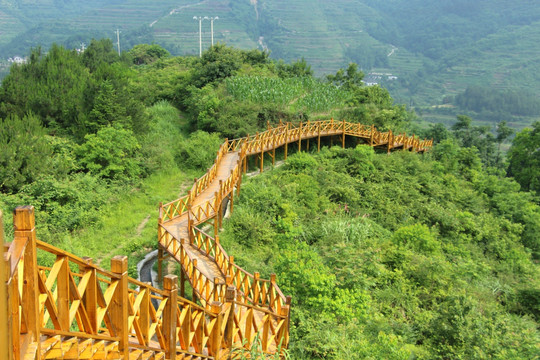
[
  {"left": 193, "top": 16, "right": 207, "bottom": 57},
  {"left": 116, "top": 29, "right": 121, "bottom": 56},
  {"left": 209, "top": 16, "right": 219, "bottom": 47}
]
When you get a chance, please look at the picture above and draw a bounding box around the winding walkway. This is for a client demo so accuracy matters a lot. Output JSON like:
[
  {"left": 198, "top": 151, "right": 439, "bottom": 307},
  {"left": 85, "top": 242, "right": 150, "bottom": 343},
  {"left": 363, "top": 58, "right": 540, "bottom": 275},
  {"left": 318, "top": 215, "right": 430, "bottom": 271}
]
[{"left": 2, "top": 119, "right": 432, "bottom": 360}]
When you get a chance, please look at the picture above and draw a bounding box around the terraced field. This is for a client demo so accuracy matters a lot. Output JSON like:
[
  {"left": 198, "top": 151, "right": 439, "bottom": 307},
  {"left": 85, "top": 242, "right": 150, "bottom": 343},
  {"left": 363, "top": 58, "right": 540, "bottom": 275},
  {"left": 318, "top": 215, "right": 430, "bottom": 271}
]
[
  {"left": 2, "top": 0, "right": 540, "bottom": 128},
  {"left": 0, "top": 9, "right": 25, "bottom": 46}
]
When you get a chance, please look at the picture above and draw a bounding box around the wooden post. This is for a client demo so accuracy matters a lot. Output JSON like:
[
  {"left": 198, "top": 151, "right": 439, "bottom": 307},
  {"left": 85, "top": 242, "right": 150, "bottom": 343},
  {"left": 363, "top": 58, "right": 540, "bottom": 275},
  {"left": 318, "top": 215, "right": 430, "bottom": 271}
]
[
  {"left": 81, "top": 257, "right": 98, "bottom": 334},
  {"left": 270, "top": 274, "right": 276, "bottom": 309},
  {"left": 0, "top": 211, "right": 10, "bottom": 360},
  {"left": 224, "top": 286, "right": 236, "bottom": 349},
  {"left": 317, "top": 122, "right": 321, "bottom": 152},
  {"left": 370, "top": 124, "right": 375, "bottom": 146},
  {"left": 278, "top": 301, "right": 291, "bottom": 348},
  {"left": 140, "top": 283, "right": 151, "bottom": 345},
  {"left": 210, "top": 302, "right": 223, "bottom": 359},
  {"left": 192, "top": 259, "right": 198, "bottom": 301},
  {"left": 13, "top": 206, "right": 40, "bottom": 357},
  {"left": 57, "top": 255, "right": 70, "bottom": 331},
  {"left": 158, "top": 247, "right": 164, "bottom": 286},
  {"left": 298, "top": 122, "right": 302, "bottom": 152},
  {"left": 260, "top": 151, "right": 264, "bottom": 173},
  {"left": 388, "top": 129, "right": 393, "bottom": 154},
  {"left": 216, "top": 189, "right": 223, "bottom": 229},
  {"left": 180, "top": 269, "right": 185, "bottom": 298},
  {"left": 342, "top": 119, "right": 346, "bottom": 148},
  {"left": 3, "top": 252, "right": 14, "bottom": 360},
  {"left": 253, "top": 272, "right": 260, "bottom": 305},
  {"left": 163, "top": 275, "right": 178, "bottom": 359},
  {"left": 111, "top": 256, "right": 129, "bottom": 359},
  {"left": 236, "top": 164, "right": 243, "bottom": 199},
  {"left": 284, "top": 123, "right": 289, "bottom": 160}
]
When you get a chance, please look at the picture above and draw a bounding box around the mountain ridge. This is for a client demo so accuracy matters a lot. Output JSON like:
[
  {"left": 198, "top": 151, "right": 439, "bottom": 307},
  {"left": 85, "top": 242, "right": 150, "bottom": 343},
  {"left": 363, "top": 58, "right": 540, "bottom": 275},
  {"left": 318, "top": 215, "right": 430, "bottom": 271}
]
[{"left": 2, "top": 0, "right": 540, "bottom": 125}]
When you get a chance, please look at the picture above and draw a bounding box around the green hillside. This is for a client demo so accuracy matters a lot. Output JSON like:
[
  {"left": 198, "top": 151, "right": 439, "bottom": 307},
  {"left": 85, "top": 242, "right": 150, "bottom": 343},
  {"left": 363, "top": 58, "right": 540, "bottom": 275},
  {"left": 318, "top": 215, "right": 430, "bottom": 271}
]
[
  {"left": 0, "top": 41, "right": 539, "bottom": 359},
  {"left": 2, "top": 0, "right": 540, "bottom": 127}
]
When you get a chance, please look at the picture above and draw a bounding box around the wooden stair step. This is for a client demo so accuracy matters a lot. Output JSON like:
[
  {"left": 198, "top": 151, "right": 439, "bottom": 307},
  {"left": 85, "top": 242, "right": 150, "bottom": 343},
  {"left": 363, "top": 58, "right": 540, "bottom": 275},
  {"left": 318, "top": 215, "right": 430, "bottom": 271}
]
[
  {"left": 129, "top": 349, "right": 143, "bottom": 360},
  {"left": 92, "top": 340, "right": 107, "bottom": 360},
  {"left": 105, "top": 342, "right": 120, "bottom": 359},
  {"left": 140, "top": 350, "right": 155, "bottom": 360},
  {"left": 153, "top": 352, "right": 165, "bottom": 360},
  {"left": 79, "top": 339, "right": 98, "bottom": 359},
  {"left": 41, "top": 335, "right": 61, "bottom": 358}
]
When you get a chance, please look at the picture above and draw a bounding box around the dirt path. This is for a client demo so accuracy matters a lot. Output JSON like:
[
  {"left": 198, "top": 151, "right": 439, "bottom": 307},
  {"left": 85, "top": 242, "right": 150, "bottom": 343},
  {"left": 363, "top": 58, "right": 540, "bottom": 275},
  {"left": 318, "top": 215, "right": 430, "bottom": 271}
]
[{"left": 150, "top": 0, "right": 210, "bottom": 27}]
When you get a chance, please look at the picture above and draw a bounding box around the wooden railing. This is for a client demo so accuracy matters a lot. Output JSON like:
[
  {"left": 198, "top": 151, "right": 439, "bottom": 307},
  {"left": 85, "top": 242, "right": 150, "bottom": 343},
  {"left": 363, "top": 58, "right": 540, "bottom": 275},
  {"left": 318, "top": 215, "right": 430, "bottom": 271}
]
[
  {"left": 2, "top": 119, "right": 431, "bottom": 359},
  {"left": 2, "top": 206, "right": 237, "bottom": 359},
  {"left": 156, "top": 119, "right": 431, "bottom": 358}
]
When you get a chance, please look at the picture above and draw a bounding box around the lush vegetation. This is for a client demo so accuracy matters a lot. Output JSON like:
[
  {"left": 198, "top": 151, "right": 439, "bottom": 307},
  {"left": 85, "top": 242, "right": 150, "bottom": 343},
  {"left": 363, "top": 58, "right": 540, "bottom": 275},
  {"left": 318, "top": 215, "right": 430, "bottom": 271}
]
[
  {"left": 0, "top": 41, "right": 539, "bottom": 358},
  {"left": 220, "top": 144, "right": 540, "bottom": 359},
  {"left": 3, "top": 0, "right": 540, "bottom": 128}
]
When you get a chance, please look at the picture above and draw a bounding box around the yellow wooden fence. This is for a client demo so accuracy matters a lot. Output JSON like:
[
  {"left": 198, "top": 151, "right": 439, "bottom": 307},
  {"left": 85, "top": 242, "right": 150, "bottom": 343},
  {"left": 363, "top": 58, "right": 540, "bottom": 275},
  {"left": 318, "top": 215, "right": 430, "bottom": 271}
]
[{"left": 2, "top": 119, "right": 431, "bottom": 359}]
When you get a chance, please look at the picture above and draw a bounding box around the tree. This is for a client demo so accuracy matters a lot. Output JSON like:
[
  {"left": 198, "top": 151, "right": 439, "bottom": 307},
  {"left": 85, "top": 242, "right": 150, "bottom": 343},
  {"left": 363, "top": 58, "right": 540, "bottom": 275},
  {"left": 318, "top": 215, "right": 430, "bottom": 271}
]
[
  {"left": 327, "top": 63, "right": 364, "bottom": 91},
  {"left": 192, "top": 44, "right": 243, "bottom": 87},
  {"left": 77, "top": 125, "right": 141, "bottom": 182},
  {"left": 82, "top": 38, "right": 120, "bottom": 72},
  {"left": 86, "top": 80, "right": 131, "bottom": 133},
  {"left": 0, "top": 113, "right": 52, "bottom": 193},
  {"left": 0, "top": 44, "right": 89, "bottom": 136},
  {"left": 507, "top": 122, "right": 540, "bottom": 192},
  {"left": 424, "top": 123, "right": 449, "bottom": 144},
  {"left": 276, "top": 57, "right": 313, "bottom": 78},
  {"left": 128, "top": 44, "right": 170, "bottom": 65},
  {"left": 451, "top": 115, "right": 497, "bottom": 167}
]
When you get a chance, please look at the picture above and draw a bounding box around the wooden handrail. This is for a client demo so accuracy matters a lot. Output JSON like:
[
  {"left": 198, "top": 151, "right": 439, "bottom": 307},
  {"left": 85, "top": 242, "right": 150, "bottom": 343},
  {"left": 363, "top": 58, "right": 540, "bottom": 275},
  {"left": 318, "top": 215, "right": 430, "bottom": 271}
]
[
  {"left": 3, "top": 119, "right": 432, "bottom": 359},
  {"left": 4, "top": 207, "right": 220, "bottom": 359},
  {"left": 155, "top": 119, "right": 431, "bottom": 357}
]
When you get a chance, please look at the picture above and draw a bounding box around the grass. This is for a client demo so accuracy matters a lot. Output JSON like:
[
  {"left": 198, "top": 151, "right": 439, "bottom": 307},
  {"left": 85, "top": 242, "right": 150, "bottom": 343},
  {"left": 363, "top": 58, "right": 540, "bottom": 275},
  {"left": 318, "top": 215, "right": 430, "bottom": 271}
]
[{"left": 50, "top": 168, "right": 189, "bottom": 275}]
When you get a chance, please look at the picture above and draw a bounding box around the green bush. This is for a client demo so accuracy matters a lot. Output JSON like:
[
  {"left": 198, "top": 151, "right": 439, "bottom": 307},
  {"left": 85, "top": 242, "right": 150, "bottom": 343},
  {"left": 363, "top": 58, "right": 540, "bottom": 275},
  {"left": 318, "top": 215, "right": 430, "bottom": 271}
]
[
  {"left": 77, "top": 125, "right": 142, "bottom": 182},
  {"left": 175, "top": 130, "right": 222, "bottom": 170}
]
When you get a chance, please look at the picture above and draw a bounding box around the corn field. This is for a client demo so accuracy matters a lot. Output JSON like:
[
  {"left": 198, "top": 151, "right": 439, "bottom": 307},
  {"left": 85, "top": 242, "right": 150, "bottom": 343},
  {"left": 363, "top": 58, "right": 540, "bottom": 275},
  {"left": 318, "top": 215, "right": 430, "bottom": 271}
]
[{"left": 225, "top": 76, "right": 347, "bottom": 113}]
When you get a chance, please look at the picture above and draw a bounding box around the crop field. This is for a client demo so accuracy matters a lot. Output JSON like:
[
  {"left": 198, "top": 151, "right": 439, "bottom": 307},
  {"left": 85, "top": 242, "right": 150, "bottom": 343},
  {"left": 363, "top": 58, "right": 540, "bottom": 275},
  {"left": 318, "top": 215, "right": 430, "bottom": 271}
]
[{"left": 225, "top": 75, "right": 347, "bottom": 113}]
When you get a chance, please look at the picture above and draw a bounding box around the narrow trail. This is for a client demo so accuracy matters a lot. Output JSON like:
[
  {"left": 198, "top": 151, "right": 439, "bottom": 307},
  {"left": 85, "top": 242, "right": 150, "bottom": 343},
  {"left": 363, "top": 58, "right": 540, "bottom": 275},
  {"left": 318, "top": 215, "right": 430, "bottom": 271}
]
[{"left": 149, "top": 0, "right": 210, "bottom": 27}]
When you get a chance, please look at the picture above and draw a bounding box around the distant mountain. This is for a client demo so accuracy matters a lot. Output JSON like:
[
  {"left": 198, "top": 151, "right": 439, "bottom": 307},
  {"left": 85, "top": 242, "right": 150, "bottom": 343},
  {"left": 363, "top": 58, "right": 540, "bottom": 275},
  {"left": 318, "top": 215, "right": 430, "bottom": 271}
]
[{"left": 2, "top": 0, "right": 540, "bottom": 126}]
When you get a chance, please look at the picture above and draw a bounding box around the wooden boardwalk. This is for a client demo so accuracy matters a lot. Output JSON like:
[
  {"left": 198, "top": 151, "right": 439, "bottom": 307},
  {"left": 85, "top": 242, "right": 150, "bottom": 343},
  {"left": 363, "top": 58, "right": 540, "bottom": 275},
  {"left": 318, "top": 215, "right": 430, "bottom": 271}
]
[
  {"left": 2, "top": 119, "right": 432, "bottom": 360},
  {"left": 162, "top": 152, "right": 241, "bottom": 283}
]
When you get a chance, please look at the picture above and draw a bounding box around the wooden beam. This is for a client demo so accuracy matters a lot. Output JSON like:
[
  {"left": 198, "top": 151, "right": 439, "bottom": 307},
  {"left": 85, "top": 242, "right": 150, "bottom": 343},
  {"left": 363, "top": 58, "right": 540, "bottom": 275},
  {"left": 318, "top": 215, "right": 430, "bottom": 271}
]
[
  {"left": 81, "top": 257, "right": 98, "bottom": 334},
  {"left": 298, "top": 122, "right": 302, "bottom": 152},
  {"left": 210, "top": 302, "right": 223, "bottom": 359},
  {"left": 111, "top": 255, "right": 129, "bottom": 359},
  {"left": 317, "top": 122, "right": 321, "bottom": 152},
  {"left": 163, "top": 275, "right": 178, "bottom": 359},
  {"left": 158, "top": 247, "right": 164, "bottom": 286},
  {"left": 14, "top": 206, "right": 41, "bottom": 357},
  {"left": 284, "top": 123, "right": 289, "bottom": 160},
  {"left": 342, "top": 119, "right": 346, "bottom": 148},
  {"left": 0, "top": 210, "right": 10, "bottom": 360},
  {"left": 180, "top": 268, "right": 185, "bottom": 298}
]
